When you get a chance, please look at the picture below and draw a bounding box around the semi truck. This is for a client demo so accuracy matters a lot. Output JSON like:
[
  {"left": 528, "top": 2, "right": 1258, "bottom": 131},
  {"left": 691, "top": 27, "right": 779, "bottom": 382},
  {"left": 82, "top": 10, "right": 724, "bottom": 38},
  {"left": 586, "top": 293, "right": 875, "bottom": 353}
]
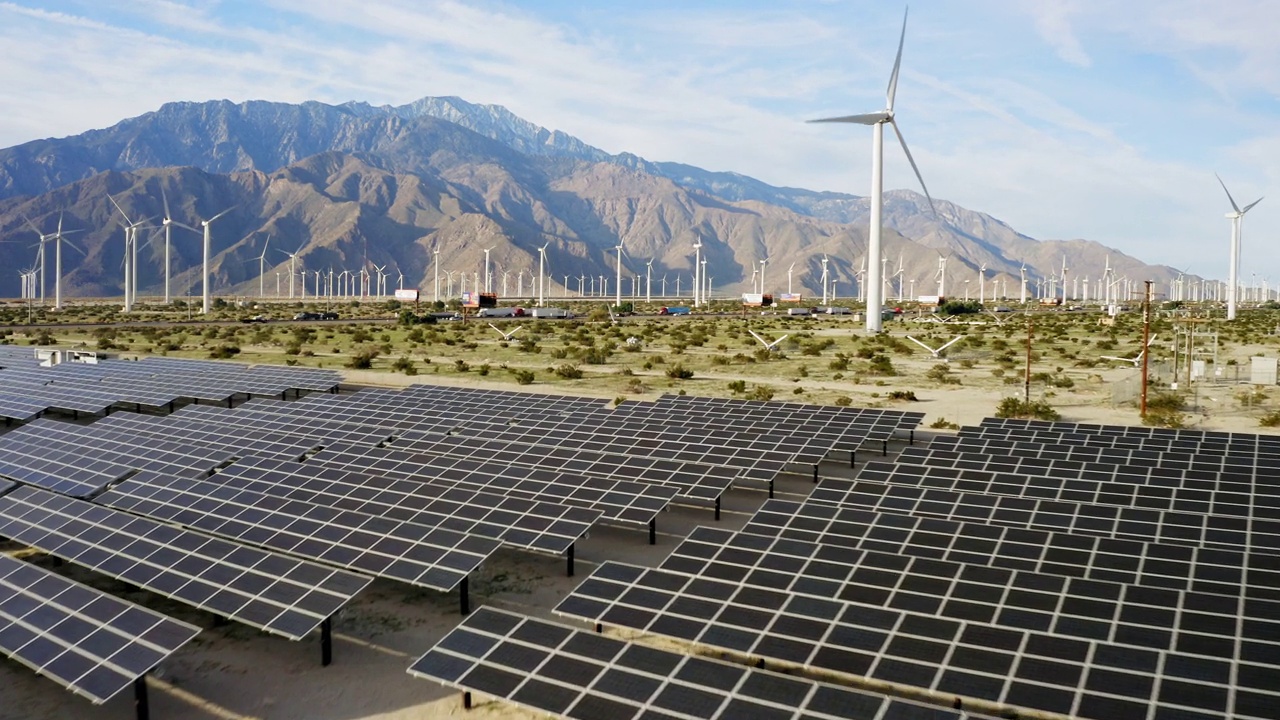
[
  {"left": 659, "top": 306, "right": 691, "bottom": 315},
  {"left": 532, "top": 307, "right": 572, "bottom": 319}
]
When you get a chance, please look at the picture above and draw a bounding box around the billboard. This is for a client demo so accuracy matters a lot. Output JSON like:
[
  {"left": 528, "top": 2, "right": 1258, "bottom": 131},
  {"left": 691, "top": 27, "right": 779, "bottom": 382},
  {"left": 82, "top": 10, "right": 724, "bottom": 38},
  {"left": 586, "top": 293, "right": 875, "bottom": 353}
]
[
  {"left": 461, "top": 292, "right": 479, "bottom": 308},
  {"left": 741, "top": 294, "right": 774, "bottom": 307},
  {"left": 394, "top": 289, "right": 420, "bottom": 302},
  {"left": 778, "top": 293, "right": 803, "bottom": 303}
]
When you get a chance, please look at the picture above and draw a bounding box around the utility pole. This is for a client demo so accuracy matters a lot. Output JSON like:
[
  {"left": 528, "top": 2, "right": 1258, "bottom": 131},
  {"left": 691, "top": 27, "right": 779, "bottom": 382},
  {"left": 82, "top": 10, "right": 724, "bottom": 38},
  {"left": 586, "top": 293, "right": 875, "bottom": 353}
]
[
  {"left": 1024, "top": 319, "right": 1033, "bottom": 404},
  {"left": 1141, "top": 280, "right": 1153, "bottom": 418}
]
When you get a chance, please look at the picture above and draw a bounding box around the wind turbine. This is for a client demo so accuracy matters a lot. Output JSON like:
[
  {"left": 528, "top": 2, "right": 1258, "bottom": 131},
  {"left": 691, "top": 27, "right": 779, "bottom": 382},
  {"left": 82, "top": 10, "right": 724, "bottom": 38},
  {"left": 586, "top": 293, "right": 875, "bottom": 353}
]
[
  {"left": 759, "top": 258, "right": 768, "bottom": 296},
  {"left": 256, "top": 235, "right": 272, "bottom": 298},
  {"left": 1060, "top": 255, "right": 1069, "bottom": 306},
  {"left": 23, "top": 214, "right": 83, "bottom": 310},
  {"left": 433, "top": 248, "right": 441, "bottom": 302},
  {"left": 158, "top": 186, "right": 200, "bottom": 304},
  {"left": 196, "top": 204, "right": 234, "bottom": 313},
  {"left": 894, "top": 251, "right": 905, "bottom": 301},
  {"left": 281, "top": 243, "right": 305, "bottom": 299},
  {"left": 691, "top": 236, "right": 703, "bottom": 307},
  {"left": 820, "top": 255, "right": 830, "bottom": 304},
  {"left": 749, "top": 329, "right": 789, "bottom": 353},
  {"left": 614, "top": 241, "right": 625, "bottom": 306},
  {"left": 488, "top": 323, "right": 522, "bottom": 342},
  {"left": 1216, "top": 174, "right": 1263, "bottom": 321},
  {"left": 935, "top": 256, "right": 947, "bottom": 298},
  {"left": 787, "top": 262, "right": 796, "bottom": 295},
  {"left": 537, "top": 243, "right": 549, "bottom": 307},
  {"left": 977, "top": 263, "right": 986, "bottom": 304},
  {"left": 107, "top": 195, "right": 151, "bottom": 312},
  {"left": 1019, "top": 263, "right": 1028, "bottom": 305},
  {"left": 645, "top": 259, "right": 654, "bottom": 303},
  {"left": 373, "top": 264, "right": 388, "bottom": 297},
  {"left": 482, "top": 247, "right": 494, "bottom": 293},
  {"left": 906, "top": 335, "right": 963, "bottom": 360},
  {"left": 809, "top": 7, "right": 933, "bottom": 334},
  {"left": 1100, "top": 335, "right": 1158, "bottom": 367}
]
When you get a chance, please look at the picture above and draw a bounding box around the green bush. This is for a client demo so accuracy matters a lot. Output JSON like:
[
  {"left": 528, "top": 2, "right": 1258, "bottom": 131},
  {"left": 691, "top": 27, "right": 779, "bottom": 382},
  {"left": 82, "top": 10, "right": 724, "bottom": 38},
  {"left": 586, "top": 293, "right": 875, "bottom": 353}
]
[
  {"left": 345, "top": 348, "right": 379, "bottom": 369},
  {"left": 555, "top": 364, "right": 583, "bottom": 380},
  {"left": 748, "top": 384, "right": 775, "bottom": 401},
  {"left": 512, "top": 369, "right": 536, "bottom": 385},
  {"left": 887, "top": 390, "right": 918, "bottom": 401},
  {"left": 995, "top": 397, "right": 1061, "bottom": 421},
  {"left": 833, "top": 396, "right": 854, "bottom": 407},
  {"left": 665, "top": 363, "right": 694, "bottom": 380},
  {"left": 1259, "top": 410, "right": 1280, "bottom": 428},
  {"left": 727, "top": 380, "right": 747, "bottom": 394},
  {"left": 208, "top": 344, "right": 241, "bottom": 359}
]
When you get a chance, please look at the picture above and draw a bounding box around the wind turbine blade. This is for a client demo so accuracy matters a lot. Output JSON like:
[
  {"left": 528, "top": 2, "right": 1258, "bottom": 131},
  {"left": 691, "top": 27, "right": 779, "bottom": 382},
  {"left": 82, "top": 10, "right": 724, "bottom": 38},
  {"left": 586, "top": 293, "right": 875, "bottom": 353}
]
[
  {"left": 905, "top": 335, "right": 933, "bottom": 353},
  {"left": 59, "top": 228, "right": 84, "bottom": 236},
  {"left": 170, "top": 221, "right": 199, "bottom": 233},
  {"left": 886, "top": 7, "right": 909, "bottom": 111},
  {"left": 807, "top": 112, "right": 890, "bottom": 125},
  {"left": 21, "top": 214, "right": 44, "bottom": 237},
  {"left": 1215, "top": 173, "right": 1241, "bottom": 213},
  {"left": 209, "top": 206, "right": 235, "bottom": 223},
  {"left": 891, "top": 119, "right": 935, "bottom": 215},
  {"left": 938, "top": 336, "right": 964, "bottom": 352},
  {"left": 107, "top": 194, "right": 132, "bottom": 224},
  {"left": 748, "top": 330, "right": 767, "bottom": 346},
  {"left": 161, "top": 184, "right": 171, "bottom": 219},
  {"left": 1242, "top": 197, "right": 1264, "bottom": 214}
]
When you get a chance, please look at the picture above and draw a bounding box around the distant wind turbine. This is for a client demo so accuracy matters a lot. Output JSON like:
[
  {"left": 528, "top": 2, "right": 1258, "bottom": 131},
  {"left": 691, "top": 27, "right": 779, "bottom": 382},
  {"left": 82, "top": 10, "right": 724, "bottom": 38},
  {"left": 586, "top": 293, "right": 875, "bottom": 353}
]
[
  {"left": 1216, "top": 173, "right": 1263, "bottom": 321},
  {"left": 809, "top": 6, "right": 934, "bottom": 334},
  {"left": 196, "top": 204, "right": 235, "bottom": 313},
  {"left": 1101, "top": 335, "right": 1158, "bottom": 367},
  {"left": 488, "top": 323, "right": 522, "bottom": 342}
]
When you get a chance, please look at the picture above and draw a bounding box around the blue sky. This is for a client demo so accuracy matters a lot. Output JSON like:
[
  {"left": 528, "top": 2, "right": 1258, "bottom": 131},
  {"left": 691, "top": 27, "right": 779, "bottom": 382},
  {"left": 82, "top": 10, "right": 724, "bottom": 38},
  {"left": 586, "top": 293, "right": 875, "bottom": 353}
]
[{"left": 2, "top": 0, "right": 1277, "bottom": 282}]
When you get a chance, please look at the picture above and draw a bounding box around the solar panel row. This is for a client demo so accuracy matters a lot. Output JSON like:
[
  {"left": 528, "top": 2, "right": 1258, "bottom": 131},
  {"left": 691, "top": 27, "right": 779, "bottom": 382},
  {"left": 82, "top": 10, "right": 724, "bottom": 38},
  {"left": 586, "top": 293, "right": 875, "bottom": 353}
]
[
  {"left": 0, "top": 553, "right": 200, "bottom": 704},
  {"left": 0, "top": 486, "right": 371, "bottom": 640}
]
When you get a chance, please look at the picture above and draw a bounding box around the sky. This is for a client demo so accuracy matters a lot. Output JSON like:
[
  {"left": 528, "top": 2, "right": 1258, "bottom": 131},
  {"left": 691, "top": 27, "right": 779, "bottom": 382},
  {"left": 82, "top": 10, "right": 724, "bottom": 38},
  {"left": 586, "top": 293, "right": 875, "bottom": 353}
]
[{"left": 1, "top": 0, "right": 1277, "bottom": 282}]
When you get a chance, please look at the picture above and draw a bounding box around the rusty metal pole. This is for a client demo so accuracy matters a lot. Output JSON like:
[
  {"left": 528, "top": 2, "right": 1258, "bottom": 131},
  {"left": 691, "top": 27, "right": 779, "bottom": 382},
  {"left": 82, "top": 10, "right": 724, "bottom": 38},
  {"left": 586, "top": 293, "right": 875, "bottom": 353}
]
[
  {"left": 1024, "top": 319, "right": 1033, "bottom": 404},
  {"left": 1141, "top": 280, "right": 1152, "bottom": 418}
]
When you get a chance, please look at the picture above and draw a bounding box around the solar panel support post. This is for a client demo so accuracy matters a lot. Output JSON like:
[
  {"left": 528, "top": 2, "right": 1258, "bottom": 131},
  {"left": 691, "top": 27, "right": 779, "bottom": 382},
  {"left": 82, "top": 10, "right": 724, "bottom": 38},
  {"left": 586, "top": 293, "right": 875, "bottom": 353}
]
[
  {"left": 566, "top": 543, "right": 575, "bottom": 577},
  {"left": 459, "top": 577, "right": 470, "bottom": 615},
  {"left": 648, "top": 519, "right": 656, "bottom": 545},
  {"left": 714, "top": 496, "right": 721, "bottom": 521},
  {"left": 813, "top": 465, "right": 819, "bottom": 483},
  {"left": 134, "top": 675, "right": 149, "bottom": 720},
  {"left": 462, "top": 691, "right": 472, "bottom": 710},
  {"left": 882, "top": 439, "right": 888, "bottom": 456},
  {"left": 768, "top": 479, "right": 774, "bottom": 499},
  {"left": 850, "top": 451, "right": 856, "bottom": 468},
  {"left": 321, "top": 616, "right": 333, "bottom": 667}
]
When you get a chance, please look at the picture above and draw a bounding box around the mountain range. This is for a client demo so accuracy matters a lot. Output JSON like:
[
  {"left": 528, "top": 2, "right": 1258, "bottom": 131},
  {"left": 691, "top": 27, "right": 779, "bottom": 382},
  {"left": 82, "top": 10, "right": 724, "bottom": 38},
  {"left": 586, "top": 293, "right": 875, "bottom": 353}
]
[{"left": 0, "top": 96, "right": 1193, "bottom": 301}]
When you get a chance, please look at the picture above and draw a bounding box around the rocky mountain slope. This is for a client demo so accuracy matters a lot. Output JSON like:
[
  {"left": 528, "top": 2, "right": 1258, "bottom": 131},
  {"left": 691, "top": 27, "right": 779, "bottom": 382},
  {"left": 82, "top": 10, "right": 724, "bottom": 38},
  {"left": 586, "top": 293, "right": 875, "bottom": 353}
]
[{"left": 0, "top": 97, "right": 1191, "bottom": 300}]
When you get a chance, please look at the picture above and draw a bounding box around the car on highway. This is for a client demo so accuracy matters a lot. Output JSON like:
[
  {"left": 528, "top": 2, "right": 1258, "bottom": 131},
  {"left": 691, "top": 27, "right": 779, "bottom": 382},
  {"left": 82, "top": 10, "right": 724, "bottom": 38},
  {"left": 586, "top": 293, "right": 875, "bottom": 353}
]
[{"left": 241, "top": 315, "right": 269, "bottom": 323}]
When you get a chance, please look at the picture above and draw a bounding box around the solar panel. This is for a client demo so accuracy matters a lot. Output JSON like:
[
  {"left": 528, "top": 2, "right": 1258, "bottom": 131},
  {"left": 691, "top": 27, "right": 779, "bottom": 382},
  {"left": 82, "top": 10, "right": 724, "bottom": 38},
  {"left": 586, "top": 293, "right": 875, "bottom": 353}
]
[
  {"left": 556, "top": 560, "right": 1277, "bottom": 720},
  {"left": 90, "top": 412, "right": 322, "bottom": 462},
  {"left": 5, "top": 418, "right": 237, "bottom": 479},
  {"left": 96, "top": 471, "right": 499, "bottom": 597},
  {"left": 215, "top": 456, "right": 600, "bottom": 556},
  {"left": 745, "top": 498, "right": 1280, "bottom": 601},
  {"left": 963, "top": 425, "right": 1280, "bottom": 460},
  {"left": 0, "top": 392, "right": 47, "bottom": 423},
  {"left": 925, "top": 435, "right": 1280, "bottom": 477},
  {"left": 660, "top": 525, "right": 1279, "bottom": 663},
  {"left": 0, "top": 434, "right": 135, "bottom": 497},
  {"left": 0, "top": 553, "right": 200, "bottom": 704},
  {"left": 0, "top": 486, "right": 371, "bottom": 640},
  {"left": 308, "top": 442, "right": 679, "bottom": 527},
  {"left": 410, "top": 606, "right": 973, "bottom": 720},
  {"left": 810, "top": 479, "right": 1280, "bottom": 555},
  {"left": 853, "top": 459, "right": 1271, "bottom": 520}
]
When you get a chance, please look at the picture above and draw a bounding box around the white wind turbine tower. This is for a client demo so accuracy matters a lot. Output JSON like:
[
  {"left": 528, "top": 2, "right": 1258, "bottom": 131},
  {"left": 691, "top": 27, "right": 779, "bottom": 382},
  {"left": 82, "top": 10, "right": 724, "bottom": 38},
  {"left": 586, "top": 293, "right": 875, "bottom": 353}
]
[
  {"left": 398, "top": 270, "right": 405, "bottom": 291},
  {"left": 936, "top": 256, "right": 947, "bottom": 298},
  {"left": 759, "top": 258, "right": 768, "bottom": 296},
  {"left": 645, "top": 259, "right": 654, "bottom": 303},
  {"left": 107, "top": 196, "right": 150, "bottom": 312},
  {"left": 614, "top": 241, "right": 625, "bottom": 306},
  {"left": 1216, "top": 173, "right": 1263, "bottom": 321},
  {"left": 196, "top": 205, "right": 234, "bottom": 313},
  {"left": 159, "top": 186, "right": 199, "bottom": 304},
  {"left": 23, "top": 214, "right": 83, "bottom": 310},
  {"left": 809, "top": 7, "right": 934, "bottom": 333},
  {"left": 433, "top": 248, "right": 441, "bottom": 302},
  {"left": 894, "top": 251, "right": 905, "bottom": 301},
  {"left": 1060, "top": 255, "right": 1069, "bottom": 305},
  {"left": 820, "top": 255, "right": 830, "bottom": 304},
  {"left": 977, "top": 263, "right": 986, "bottom": 304},
  {"left": 256, "top": 235, "right": 272, "bottom": 298},
  {"left": 787, "top": 262, "right": 796, "bottom": 295},
  {"left": 691, "top": 237, "right": 703, "bottom": 307},
  {"left": 373, "top": 264, "right": 388, "bottom": 297},
  {"left": 482, "top": 247, "right": 494, "bottom": 293},
  {"left": 537, "top": 243, "right": 549, "bottom": 306},
  {"left": 856, "top": 257, "right": 866, "bottom": 302},
  {"left": 281, "top": 244, "right": 305, "bottom": 299}
]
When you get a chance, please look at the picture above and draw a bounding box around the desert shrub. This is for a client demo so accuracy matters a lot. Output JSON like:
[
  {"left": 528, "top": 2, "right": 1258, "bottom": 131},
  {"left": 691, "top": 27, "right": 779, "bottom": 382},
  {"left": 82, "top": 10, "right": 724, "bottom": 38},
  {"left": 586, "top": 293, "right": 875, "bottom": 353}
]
[
  {"left": 391, "top": 356, "right": 418, "bottom": 375},
  {"left": 727, "top": 380, "right": 746, "bottom": 394},
  {"left": 748, "top": 384, "right": 776, "bottom": 401},
  {"left": 930, "top": 418, "right": 960, "bottom": 430},
  {"left": 833, "top": 396, "right": 854, "bottom": 407},
  {"left": 665, "top": 363, "right": 694, "bottom": 380},
  {"left": 454, "top": 359, "right": 470, "bottom": 373},
  {"left": 512, "top": 369, "right": 535, "bottom": 385},
  {"left": 866, "top": 354, "right": 896, "bottom": 376},
  {"left": 1259, "top": 410, "right": 1280, "bottom": 428},
  {"left": 887, "top": 390, "right": 918, "bottom": 401},
  {"left": 995, "top": 397, "right": 1061, "bottom": 421},
  {"left": 208, "top": 344, "right": 241, "bottom": 359},
  {"left": 555, "top": 364, "right": 583, "bottom": 380},
  {"left": 345, "top": 348, "right": 379, "bottom": 369}
]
